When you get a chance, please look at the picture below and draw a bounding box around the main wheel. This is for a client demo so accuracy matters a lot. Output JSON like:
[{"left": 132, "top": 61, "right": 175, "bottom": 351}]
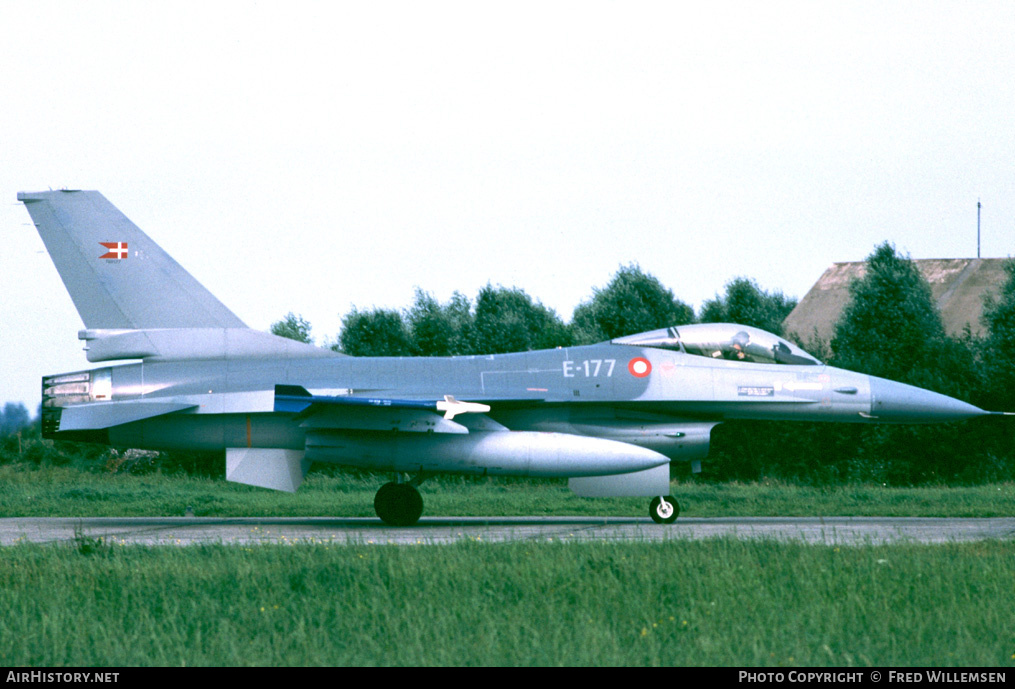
[
  {"left": 649, "top": 495, "right": 680, "bottom": 524},
  {"left": 374, "top": 482, "right": 424, "bottom": 526}
]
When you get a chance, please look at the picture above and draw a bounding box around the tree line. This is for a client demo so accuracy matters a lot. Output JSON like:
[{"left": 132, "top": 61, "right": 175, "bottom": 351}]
[
  {"left": 271, "top": 263, "right": 797, "bottom": 355},
  {"left": 273, "top": 244, "right": 1015, "bottom": 486}
]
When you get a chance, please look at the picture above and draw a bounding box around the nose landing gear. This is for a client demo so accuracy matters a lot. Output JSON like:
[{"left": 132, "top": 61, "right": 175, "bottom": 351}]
[{"left": 649, "top": 495, "right": 679, "bottom": 524}]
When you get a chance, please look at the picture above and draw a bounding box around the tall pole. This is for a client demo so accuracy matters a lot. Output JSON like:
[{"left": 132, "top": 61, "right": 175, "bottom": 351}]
[{"left": 977, "top": 199, "right": 981, "bottom": 259}]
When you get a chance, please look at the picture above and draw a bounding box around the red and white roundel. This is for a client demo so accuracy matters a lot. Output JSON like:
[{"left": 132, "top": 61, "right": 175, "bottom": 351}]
[{"left": 628, "top": 357, "right": 652, "bottom": 378}]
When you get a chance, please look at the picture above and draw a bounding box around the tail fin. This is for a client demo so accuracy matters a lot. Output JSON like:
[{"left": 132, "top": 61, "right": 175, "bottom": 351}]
[{"left": 18, "top": 190, "right": 246, "bottom": 329}]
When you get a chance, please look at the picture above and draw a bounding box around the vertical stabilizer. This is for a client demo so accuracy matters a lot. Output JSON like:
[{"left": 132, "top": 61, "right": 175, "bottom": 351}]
[{"left": 18, "top": 190, "right": 246, "bottom": 329}]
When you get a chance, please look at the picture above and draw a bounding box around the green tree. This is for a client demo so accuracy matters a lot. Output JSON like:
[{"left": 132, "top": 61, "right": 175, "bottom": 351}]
[
  {"left": 826, "top": 242, "right": 988, "bottom": 484},
  {"left": 270, "top": 312, "right": 313, "bottom": 344},
  {"left": 472, "top": 284, "right": 572, "bottom": 354},
  {"left": 980, "top": 258, "right": 1015, "bottom": 411},
  {"left": 572, "top": 264, "right": 694, "bottom": 344},
  {"left": 0, "top": 402, "right": 31, "bottom": 436},
  {"left": 830, "top": 243, "right": 946, "bottom": 385},
  {"left": 699, "top": 277, "right": 797, "bottom": 335},
  {"left": 336, "top": 308, "right": 412, "bottom": 356},
  {"left": 406, "top": 289, "right": 475, "bottom": 356}
]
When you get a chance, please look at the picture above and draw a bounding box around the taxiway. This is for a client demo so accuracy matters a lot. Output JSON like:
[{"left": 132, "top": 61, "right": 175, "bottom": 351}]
[{"left": 2, "top": 516, "right": 1013, "bottom": 546}]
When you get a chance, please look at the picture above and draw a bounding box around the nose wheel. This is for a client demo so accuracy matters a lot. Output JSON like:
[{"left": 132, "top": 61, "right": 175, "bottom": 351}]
[
  {"left": 374, "top": 482, "right": 424, "bottom": 526},
  {"left": 649, "top": 495, "right": 679, "bottom": 524}
]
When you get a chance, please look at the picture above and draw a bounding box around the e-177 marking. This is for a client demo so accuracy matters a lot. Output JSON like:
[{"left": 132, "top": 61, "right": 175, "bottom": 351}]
[{"left": 563, "top": 359, "right": 616, "bottom": 378}]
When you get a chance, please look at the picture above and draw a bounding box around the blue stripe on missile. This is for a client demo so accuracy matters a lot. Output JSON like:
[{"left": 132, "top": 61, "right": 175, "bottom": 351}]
[{"left": 273, "top": 385, "right": 437, "bottom": 414}]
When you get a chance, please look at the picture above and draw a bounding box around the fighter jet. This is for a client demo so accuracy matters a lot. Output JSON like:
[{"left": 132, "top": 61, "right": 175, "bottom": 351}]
[{"left": 19, "top": 190, "right": 998, "bottom": 525}]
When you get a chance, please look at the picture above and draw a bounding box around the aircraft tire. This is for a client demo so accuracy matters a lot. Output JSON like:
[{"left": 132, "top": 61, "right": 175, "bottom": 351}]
[
  {"left": 649, "top": 496, "right": 679, "bottom": 524},
  {"left": 374, "top": 482, "right": 424, "bottom": 526}
]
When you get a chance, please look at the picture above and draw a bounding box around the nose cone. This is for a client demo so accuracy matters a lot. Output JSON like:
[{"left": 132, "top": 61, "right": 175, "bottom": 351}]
[{"left": 869, "top": 376, "right": 987, "bottom": 422}]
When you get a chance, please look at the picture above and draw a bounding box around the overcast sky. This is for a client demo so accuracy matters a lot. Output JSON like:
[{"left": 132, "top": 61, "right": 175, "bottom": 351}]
[{"left": 2, "top": 1, "right": 1013, "bottom": 410}]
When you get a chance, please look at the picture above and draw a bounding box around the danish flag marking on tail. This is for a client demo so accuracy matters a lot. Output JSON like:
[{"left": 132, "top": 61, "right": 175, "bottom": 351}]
[{"left": 99, "top": 242, "right": 128, "bottom": 259}]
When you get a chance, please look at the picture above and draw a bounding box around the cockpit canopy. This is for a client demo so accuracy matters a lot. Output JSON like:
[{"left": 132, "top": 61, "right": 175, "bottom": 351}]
[{"left": 613, "top": 323, "right": 821, "bottom": 366}]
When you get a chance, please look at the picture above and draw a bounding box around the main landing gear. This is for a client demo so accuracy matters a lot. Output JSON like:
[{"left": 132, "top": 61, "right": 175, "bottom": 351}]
[
  {"left": 374, "top": 480, "right": 424, "bottom": 526},
  {"left": 649, "top": 495, "right": 680, "bottom": 524}
]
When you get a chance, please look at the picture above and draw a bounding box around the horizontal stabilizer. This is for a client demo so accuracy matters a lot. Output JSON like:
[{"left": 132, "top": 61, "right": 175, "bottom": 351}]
[
  {"left": 569, "top": 463, "right": 671, "bottom": 498},
  {"left": 226, "top": 448, "right": 310, "bottom": 493},
  {"left": 58, "top": 400, "right": 197, "bottom": 431},
  {"left": 79, "top": 328, "right": 336, "bottom": 362}
]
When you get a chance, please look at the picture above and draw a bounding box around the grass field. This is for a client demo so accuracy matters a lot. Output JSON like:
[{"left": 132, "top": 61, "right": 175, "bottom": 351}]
[
  {"left": 3, "top": 464, "right": 1014, "bottom": 667},
  {"left": 1, "top": 538, "right": 1012, "bottom": 666},
  {"left": 1, "top": 463, "right": 1014, "bottom": 518}
]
